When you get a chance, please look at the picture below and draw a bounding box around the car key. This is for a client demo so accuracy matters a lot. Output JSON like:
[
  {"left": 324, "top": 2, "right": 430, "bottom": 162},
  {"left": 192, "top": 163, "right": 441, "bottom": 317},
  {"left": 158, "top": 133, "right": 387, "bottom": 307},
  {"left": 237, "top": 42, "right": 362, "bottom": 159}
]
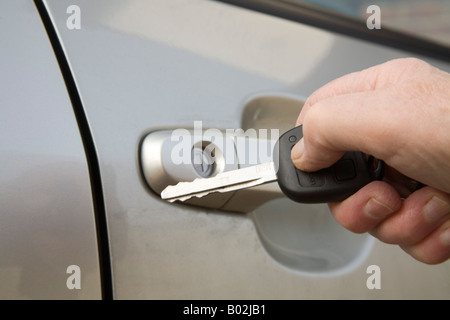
[{"left": 161, "top": 126, "right": 384, "bottom": 203}]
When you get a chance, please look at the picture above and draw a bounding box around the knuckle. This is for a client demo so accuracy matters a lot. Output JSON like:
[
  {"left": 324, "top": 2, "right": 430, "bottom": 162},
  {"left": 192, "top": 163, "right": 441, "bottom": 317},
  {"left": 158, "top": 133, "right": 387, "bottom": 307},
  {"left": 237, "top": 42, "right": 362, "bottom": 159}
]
[{"left": 393, "top": 57, "right": 429, "bottom": 70}]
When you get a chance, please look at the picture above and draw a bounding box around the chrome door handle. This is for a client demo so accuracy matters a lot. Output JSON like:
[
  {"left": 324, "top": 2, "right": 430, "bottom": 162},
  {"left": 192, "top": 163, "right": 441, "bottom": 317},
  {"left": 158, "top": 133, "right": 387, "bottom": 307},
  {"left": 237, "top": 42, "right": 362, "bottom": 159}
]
[{"left": 140, "top": 126, "right": 284, "bottom": 212}]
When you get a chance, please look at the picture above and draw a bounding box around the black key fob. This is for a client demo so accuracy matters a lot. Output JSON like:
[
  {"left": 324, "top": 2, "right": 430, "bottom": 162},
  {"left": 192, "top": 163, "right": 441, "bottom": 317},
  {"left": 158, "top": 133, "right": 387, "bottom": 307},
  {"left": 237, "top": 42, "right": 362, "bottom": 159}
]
[{"left": 274, "top": 126, "right": 384, "bottom": 203}]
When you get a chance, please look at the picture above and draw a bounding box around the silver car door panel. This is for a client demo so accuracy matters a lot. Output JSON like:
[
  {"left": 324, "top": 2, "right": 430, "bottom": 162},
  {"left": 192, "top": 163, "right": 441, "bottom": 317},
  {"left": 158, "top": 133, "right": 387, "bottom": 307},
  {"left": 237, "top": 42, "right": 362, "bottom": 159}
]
[{"left": 43, "top": 0, "right": 450, "bottom": 298}]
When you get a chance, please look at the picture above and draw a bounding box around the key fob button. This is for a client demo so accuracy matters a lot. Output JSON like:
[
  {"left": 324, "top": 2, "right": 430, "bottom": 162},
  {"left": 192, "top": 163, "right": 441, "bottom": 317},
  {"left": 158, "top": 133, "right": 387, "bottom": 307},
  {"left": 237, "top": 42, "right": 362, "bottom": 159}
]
[
  {"left": 297, "top": 171, "right": 326, "bottom": 187},
  {"left": 333, "top": 159, "right": 356, "bottom": 181}
]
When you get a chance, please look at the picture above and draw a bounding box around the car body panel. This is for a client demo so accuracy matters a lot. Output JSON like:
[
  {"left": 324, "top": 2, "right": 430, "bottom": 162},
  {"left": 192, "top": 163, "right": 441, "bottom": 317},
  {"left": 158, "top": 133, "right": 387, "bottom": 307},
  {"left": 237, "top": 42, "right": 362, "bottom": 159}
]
[
  {"left": 0, "top": 0, "right": 101, "bottom": 299},
  {"left": 12, "top": 0, "right": 450, "bottom": 298}
]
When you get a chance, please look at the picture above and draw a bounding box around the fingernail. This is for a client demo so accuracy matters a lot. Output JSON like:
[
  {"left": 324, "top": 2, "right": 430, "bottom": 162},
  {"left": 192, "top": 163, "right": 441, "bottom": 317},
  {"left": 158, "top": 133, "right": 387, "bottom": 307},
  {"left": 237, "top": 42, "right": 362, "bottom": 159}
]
[
  {"left": 291, "top": 138, "right": 304, "bottom": 161},
  {"left": 440, "top": 227, "right": 450, "bottom": 246},
  {"left": 423, "top": 196, "right": 450, "bottom": 223},
  {"left": 364, "top": 198, "right": 395, "bottom": 220}
]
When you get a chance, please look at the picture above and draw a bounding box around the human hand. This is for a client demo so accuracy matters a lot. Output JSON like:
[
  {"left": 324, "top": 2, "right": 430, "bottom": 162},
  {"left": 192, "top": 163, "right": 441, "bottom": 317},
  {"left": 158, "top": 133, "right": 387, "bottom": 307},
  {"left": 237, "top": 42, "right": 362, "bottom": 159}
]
[{"left": 291, "top": 58, "right": 450, "bottom": 264}]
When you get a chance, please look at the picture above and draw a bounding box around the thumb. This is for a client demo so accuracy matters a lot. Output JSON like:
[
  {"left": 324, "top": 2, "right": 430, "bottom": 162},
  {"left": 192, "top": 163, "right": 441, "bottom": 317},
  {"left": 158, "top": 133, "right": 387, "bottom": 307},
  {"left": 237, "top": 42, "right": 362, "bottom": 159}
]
[{"left": 291, "top": 133, "right": 345, "bottom": 172}]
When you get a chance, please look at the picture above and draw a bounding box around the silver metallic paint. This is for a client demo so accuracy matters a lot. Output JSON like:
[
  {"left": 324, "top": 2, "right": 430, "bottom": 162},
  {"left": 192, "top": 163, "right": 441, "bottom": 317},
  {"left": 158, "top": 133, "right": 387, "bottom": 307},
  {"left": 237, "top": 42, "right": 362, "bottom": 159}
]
[
  {"left": 7, "top": 0, "right": 448, "bottom": 298},
  {"left": 0, "top": 0, "right": 101, "bottom": 299}
]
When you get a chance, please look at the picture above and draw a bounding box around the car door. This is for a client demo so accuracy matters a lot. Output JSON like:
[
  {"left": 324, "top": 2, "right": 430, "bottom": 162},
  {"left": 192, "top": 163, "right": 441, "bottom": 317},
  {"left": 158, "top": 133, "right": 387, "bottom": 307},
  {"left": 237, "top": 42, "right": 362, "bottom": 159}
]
[
  {"left": 35, "top": 0, "right": 450, "bottom": 299},
  {"left": 0, "top": 0, "right": 102, "bottom": 299}
]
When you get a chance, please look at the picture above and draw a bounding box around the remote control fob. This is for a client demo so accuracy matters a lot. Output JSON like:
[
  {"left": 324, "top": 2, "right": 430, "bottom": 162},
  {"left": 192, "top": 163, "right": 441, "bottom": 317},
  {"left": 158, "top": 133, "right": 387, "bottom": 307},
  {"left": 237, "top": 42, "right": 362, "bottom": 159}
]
[{"left": 274, "top": 126, "right": 384, "bottom": 203}]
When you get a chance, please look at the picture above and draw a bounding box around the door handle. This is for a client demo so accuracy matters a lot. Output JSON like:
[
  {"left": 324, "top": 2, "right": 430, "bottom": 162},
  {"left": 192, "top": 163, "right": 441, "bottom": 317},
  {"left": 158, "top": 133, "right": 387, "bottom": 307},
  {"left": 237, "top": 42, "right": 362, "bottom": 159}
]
[
  {"left": 140, "top": 125, "right": 284, "bottom": 213},
  {"left": 140, "top": 93, "right": 305, "bottom": 213}
]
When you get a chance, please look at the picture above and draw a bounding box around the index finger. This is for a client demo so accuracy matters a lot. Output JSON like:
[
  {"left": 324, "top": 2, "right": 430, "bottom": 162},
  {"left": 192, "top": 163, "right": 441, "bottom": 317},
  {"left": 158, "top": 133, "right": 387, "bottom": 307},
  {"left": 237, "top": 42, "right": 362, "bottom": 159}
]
[{"left": 296, "top": 58, "right": 428, "bottom": 125}]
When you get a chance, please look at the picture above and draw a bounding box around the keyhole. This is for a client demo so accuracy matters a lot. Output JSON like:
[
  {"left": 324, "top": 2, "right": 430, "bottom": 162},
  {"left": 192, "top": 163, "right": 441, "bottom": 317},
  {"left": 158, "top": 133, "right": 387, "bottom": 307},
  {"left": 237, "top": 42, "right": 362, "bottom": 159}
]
[{"left": 191, "top": 143, "right": 215, "bottom": 178}]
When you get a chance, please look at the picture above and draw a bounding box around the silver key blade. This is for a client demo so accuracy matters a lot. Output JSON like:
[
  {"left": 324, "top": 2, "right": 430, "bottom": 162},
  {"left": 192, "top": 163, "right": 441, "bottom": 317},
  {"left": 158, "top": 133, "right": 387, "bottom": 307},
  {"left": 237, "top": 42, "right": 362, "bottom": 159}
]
[{"left": 161, "top": 162, "right": 277, "bottom": 202}]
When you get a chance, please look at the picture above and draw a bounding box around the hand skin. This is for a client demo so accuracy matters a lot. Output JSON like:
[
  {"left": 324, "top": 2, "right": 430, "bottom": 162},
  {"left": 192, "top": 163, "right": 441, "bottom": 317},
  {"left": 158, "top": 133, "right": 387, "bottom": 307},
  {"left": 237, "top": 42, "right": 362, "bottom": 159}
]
[{"left": 291, "top": 58, "right": 450, "bottom": 264}]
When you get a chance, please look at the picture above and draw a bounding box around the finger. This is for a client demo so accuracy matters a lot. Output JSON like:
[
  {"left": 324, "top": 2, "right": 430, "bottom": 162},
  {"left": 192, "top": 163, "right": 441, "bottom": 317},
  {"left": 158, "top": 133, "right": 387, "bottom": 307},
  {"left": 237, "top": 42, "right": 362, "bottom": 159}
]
[
  {"left": 328, "top": 181, "right": 402, "bottom": 234},
  {"left": 370, "top": 187, "right": 450, "bottom": 245},
  {"left": 296, "top": 58, "right": 430, "bottom": 125},
  {"left": 292, "top": 88, "right": 405, "bottom": 172},
  {"left": 297, "top": 69, "right": 374, "bottom": 126},
  {"left": 400, "top": 220, "right": 450, "bottom": 265}
]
